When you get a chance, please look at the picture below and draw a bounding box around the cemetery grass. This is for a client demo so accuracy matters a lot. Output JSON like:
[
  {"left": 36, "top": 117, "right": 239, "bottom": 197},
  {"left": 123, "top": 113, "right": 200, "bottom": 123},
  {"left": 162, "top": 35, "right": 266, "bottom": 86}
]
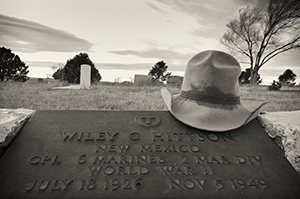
[{"left": 1, "top": 81, "right": 300, "bottom": 112}]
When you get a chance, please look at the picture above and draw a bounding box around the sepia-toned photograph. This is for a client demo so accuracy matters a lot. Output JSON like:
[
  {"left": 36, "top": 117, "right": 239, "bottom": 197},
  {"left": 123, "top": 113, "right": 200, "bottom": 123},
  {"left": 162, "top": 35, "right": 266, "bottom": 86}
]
[{"left": 1, "top": 0, "right": 300, "bottom": 198}]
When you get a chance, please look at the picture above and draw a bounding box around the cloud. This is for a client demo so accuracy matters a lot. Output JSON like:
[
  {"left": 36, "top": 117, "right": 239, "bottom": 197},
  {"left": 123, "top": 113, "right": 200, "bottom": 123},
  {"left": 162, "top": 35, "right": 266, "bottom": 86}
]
[
  {"left": 108, "top": 47, "right": 194, "bottom": 71},
  {"left": 146, "top": 2, "right": 168, "bottom": 15},
  {"left": 231, "top": 0, "right": 269, "bottom": 9},
  {"left": 96, "top": 62, "right": 154, "bottom": 70},
  {"left": 149, "top": 0, "right": 267, "bottom": 39},
  {"left": 96, "top": 60, "right": 186, "bottom": 72},
  {"left": 264, "top": 51, "right": 300, "bottom": 67},
  {"left": 147, "top": 0, "right": 230, "bottom": 39},
  {"left": 25, "top": 60, "right": 185, "bottom": 74},
  {"left": 0, "top": 14, "right": 93, "bottom": 53},
  {"left": 26, "top": 61, "right": 60, "bottom": 68},
  {"left": 109, "top": 48, "right": 193, "bottom": 60}
]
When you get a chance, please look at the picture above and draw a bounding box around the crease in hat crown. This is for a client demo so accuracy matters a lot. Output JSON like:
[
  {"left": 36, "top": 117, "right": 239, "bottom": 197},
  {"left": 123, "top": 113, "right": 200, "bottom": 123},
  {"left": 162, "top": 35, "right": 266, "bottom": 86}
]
[
  {"left": 161, "top": 50, "right": 267, "bottom": 132},
  {"left": 181, "top": 50, "right": 242, "bottom": 105}
]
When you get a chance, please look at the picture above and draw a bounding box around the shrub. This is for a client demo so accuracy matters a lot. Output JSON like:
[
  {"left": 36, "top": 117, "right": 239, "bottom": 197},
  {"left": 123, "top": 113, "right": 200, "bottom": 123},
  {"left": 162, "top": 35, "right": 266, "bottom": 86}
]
[{"left": 267, "top": 80, "right": 282, "bottom": 91}]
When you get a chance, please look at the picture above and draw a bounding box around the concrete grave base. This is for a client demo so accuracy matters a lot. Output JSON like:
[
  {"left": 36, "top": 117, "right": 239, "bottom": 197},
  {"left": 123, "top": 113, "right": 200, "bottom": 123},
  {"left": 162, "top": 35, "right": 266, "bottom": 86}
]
[
  {"left": 0, "top": 108, "right": 35, "bottom": 158},
  {"left": 258, "top": 111, "right": 300, "bottom": 175},
  {"left": 52, "top": 85, "right": 81, "bottom": 90}
]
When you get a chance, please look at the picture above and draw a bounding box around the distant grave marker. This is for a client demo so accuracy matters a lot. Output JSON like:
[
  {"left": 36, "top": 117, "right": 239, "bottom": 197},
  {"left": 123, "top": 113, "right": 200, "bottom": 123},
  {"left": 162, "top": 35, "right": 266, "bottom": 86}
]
[
  {"left": 0, "top": 110, "right": 300, "bottom": 198},
  {"left": 37, "top": 78, "right": 44, "bottom": 83},
  {"left": 134, "top": 74, "right": 162, "bottom": 86},
  {"left": 134, "top": 74, "right": 152, "bottom": 86},
  {"left": 80, "top": 64, "right": 91, "bottom": 89},
  {"left": 167, "top": 75, "right": 183, "bottom": 87}
]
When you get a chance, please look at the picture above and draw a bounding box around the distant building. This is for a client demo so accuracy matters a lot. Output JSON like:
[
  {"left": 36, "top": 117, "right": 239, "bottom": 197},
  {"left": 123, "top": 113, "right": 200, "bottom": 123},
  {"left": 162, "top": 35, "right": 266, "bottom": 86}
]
[
  {"left": 134, "top": 74, "right": 163, "bottom": 86},
  {"left": 134, "top": 75, "right": 152, "bottom": 86},
  {"left": 167, "top": 75, "right": 183, "bottom": 87}
]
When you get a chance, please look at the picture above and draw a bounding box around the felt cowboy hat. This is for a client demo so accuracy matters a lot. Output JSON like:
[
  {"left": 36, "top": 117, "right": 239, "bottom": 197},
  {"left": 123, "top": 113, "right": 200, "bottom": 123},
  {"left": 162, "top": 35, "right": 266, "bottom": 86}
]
[{"left": 161, "top": 50, "right": 267, "bottom": 132}]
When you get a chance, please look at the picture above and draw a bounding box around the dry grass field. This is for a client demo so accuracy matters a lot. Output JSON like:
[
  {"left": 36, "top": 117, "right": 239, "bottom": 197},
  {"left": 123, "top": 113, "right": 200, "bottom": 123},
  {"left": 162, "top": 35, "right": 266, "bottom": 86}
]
[{"left": 1, "top": 81, "right": 300, "bottom": 112}]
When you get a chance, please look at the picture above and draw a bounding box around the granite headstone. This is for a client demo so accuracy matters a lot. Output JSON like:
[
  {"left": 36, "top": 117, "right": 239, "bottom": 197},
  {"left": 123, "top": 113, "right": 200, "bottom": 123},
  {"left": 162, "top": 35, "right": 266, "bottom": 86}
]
[{"left": 0, "top": 110, "right": 299, "bottom": 199}]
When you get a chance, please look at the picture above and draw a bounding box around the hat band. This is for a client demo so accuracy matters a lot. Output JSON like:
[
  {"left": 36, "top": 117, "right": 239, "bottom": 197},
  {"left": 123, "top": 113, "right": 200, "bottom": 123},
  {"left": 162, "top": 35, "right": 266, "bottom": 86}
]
[{"left": 180, "top": 90, "right": 240, "bottom": 105}]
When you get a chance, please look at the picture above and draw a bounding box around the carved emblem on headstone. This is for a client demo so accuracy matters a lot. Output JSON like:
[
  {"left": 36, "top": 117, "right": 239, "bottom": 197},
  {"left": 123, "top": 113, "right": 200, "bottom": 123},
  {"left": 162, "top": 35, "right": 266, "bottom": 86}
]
[{"left": 134, "top": 113, "right": 161, "bottom": 127}]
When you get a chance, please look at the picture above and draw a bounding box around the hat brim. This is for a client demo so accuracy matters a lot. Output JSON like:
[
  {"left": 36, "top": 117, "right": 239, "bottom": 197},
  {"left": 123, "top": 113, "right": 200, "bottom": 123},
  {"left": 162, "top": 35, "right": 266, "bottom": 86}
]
[{"left": 161, "top": 88, "right": 267, "bottom": 132}]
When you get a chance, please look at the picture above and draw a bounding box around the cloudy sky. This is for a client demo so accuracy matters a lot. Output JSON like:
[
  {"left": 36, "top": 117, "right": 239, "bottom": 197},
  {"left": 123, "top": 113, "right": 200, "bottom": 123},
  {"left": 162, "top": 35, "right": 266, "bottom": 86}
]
[{"left": 0, "top": 0, "right": 299, "bottom": 83}]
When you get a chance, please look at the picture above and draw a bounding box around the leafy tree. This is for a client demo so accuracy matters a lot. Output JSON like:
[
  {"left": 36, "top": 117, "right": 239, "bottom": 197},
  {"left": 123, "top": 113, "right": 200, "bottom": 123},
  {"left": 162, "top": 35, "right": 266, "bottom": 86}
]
[
  {"left": 239, "top": 68, "right": 262, "bottom": 84},
  {"left": 52, "top": 53, "right": 101, "bottom": 84},
  {"left": 278, "top": 69, "right": 297, "bottom": 85},
  {"left": 52, "top": 63, "right": 64, "bottom": 81},
  {"left": 221, "top": 0, "right": 300, "bottom": 84},
  {"left": 148, "top": 60, "right": 171, "bottom": 82},
  {"left": 0, "top": 47, "right": 29, "bottom": 82},
  {"left": 52, "top": 68, "right": 65, "bottom": 81}
]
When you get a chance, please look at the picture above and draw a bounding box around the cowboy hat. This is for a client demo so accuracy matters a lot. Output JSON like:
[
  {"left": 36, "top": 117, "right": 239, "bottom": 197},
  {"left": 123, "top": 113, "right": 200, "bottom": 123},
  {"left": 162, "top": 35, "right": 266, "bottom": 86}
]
[{"left": 161, "top": 50, "right": 267, "bottom": 132}]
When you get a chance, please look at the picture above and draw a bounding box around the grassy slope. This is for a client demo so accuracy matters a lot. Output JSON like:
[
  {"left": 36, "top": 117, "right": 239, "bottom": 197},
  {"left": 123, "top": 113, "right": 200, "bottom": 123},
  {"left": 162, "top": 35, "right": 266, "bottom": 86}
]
[{"left": 1, "top": 82, "right": 300, "bottom": 112}]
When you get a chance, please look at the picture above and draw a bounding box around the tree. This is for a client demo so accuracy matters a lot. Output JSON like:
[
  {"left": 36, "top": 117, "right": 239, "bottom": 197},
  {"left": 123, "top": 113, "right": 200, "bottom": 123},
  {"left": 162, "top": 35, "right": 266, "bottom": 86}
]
[
  {"left": 52, "top": 63, "right": 65, "bottom": 81},
  {"left": 148, "top": 60, "right": 171, "bottom": 82},
  {"left": 0, "top": 47, "right": 29, "bottom": 82},
  {"left": 239, "top": 68, "right": 262, "bottom": 84},
  {"left": 52, "top": 53, "right": 101, "bottom": 84},
  {"left": 52, "top": 68, "right": 65, "bottom": 81},
  {"left": 220, "top": 0, "right": 300, "bottom": 84},
  {"left": 278, "top": 69, "right": 297, "bottom": 85}
]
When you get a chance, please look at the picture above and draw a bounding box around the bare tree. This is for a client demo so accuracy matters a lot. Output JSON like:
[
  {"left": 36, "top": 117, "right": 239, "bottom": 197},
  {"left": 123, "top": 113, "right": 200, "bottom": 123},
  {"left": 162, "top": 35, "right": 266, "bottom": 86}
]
[
  {"left": 221, "top": 0, "right": 300, "bottom": 84},
  {"left": 51, "top": 63, "right": 64, "bottom": 72}
]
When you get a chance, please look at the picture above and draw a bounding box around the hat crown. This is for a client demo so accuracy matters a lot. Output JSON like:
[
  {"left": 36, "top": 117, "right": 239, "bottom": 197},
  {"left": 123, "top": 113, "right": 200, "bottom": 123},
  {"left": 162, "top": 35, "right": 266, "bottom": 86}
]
[{"left": 182, "top": 50, "right": 241, "bottom": 101}]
